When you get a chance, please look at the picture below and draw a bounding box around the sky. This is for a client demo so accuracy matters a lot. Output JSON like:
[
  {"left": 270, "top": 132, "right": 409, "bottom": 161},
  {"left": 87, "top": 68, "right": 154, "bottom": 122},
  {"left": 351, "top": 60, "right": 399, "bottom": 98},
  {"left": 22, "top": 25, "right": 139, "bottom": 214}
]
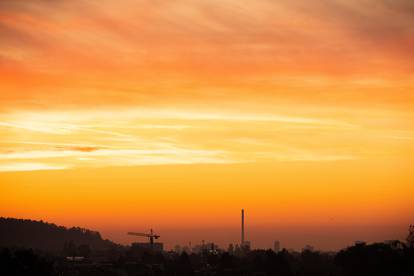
[{"left": 0, "top": 0, "right": 414, "bottom": 250}]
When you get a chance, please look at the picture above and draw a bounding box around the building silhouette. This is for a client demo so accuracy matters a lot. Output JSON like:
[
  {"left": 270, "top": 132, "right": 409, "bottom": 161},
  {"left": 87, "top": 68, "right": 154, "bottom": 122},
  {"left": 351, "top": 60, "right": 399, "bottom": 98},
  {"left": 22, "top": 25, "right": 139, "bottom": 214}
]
[{"left": 274, "top": 240, "right": 280, "bottom": 253}]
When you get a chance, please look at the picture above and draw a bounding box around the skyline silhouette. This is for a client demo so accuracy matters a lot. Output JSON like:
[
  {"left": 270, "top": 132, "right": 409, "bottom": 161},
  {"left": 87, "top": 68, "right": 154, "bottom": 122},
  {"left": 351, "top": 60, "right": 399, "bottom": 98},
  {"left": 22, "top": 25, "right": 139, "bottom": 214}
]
[
  {"left": 1, "top": 217, "right": 414, "bottom": 276},
  {"left": 1, "top": 1, "right": 413, "bottom": 274}
]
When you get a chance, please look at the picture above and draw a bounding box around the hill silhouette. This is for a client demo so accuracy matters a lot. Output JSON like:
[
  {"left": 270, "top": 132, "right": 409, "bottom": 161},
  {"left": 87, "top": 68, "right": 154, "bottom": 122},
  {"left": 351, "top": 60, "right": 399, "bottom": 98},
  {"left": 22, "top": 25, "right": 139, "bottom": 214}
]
[
  {"left": 0, "top": 217, "right": 118, "bottom": 253},
  {"left": 1, "top": 218, "right": 414, "bottom": 275}
]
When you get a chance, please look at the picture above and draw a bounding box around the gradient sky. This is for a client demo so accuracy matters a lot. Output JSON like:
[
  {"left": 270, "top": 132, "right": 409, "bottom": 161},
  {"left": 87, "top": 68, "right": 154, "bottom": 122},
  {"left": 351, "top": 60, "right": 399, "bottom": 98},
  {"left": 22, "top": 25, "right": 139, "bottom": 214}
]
[{"left": 1, "top": 0, "right": 414, "bottom": 250}]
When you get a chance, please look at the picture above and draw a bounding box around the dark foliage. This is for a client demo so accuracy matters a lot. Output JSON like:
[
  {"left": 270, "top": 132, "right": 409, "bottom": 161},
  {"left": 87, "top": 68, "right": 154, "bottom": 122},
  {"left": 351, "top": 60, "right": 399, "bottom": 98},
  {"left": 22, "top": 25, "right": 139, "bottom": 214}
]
[
  {"left": 335, "top": 242, "right": 414, "bottom": 276},
  {"left": 0, "top": 248, "right": 55, "bottom": 276},
  {"left": 1, "top": 218, "right": 414, "bottom": 276},
  {"left": 0, "top": 217, "right": 117, "bottom": 253},
  {"left": 1, "top": 243, "right": 414, "bottom": 276}
]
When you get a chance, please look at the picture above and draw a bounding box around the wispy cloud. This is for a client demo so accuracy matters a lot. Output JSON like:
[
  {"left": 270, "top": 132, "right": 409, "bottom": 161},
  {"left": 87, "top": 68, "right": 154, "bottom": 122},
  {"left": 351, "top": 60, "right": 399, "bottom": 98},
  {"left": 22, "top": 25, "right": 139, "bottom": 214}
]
[
  {"left": 0, "top": 106, "right": 366, "bottom": 171},
  {"left": 0, "top": 121, "right": 73, "bottom": 134},
  {"left": 0, "top": 147, "right": 233, "bottom": 172},
  {"left": 2, "top": 108, "right": 351, "bottom": 126},
  {"left": 0, "top": 162, "right": 69, "bottom": 172},
  {"left": 1, "top": 0, "right": 413, "bottom": 111},
  {"left": 0, "top": 148, "right": 227, "bottom": 160}
]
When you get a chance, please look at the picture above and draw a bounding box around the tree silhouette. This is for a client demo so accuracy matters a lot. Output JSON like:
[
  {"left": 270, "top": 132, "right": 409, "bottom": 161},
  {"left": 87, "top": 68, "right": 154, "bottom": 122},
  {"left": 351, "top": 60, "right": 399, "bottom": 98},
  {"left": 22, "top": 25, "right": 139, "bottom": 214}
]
[
  {"left": 407, "top": 225, "right": 414, "bottom": 248},
  {"left": 0, "top": 217, "right": 118, "bottom": 252}
]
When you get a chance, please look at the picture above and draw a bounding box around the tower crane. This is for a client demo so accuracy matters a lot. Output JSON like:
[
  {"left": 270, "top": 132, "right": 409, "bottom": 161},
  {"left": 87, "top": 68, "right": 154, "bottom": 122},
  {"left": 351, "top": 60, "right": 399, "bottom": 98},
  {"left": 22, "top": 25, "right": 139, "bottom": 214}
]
[{"left": 127, "top": 229, "right": 160, "bottom": 245}]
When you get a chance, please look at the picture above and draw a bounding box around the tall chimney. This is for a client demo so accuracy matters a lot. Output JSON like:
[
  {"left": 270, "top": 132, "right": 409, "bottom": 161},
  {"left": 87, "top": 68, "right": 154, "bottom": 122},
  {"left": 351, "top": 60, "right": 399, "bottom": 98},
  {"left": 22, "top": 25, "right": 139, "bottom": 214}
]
[{"left": 241, "top": 209, "right": 245, "bottom": 246}]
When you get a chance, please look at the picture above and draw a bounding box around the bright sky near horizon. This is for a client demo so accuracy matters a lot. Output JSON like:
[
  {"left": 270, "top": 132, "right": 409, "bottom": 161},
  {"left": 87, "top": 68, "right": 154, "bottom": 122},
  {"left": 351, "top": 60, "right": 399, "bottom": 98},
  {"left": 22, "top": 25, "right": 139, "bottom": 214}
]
[{"left": 1, "top": 0, "right": 414, "bottom": 250}]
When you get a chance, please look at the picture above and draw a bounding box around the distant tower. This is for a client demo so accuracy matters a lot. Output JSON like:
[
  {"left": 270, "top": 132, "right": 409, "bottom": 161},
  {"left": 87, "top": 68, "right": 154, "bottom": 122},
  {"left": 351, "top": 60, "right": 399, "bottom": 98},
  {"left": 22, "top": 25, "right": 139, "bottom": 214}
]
[
  {"left": 241, "top": 209, "right": 245, "bottom": 246},
  {"left": 274, "top": 240, "right": 280, "bottom": 253}
]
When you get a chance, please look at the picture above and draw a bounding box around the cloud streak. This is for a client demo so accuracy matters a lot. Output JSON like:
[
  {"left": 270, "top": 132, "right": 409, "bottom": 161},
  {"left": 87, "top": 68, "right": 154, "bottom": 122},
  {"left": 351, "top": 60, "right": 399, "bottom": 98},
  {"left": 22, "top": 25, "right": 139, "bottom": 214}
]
[
  {"left": 3, "top": 104, "right": 395, "bottom": 173},
  {"left": 0, "top": 1, "right": 413, "bottom": 172},
  {"left": 0, "top": 162, "right": 69, "bottom": 172},
  {"left": 1, "top": 0, "right": 413, "bottom": 110},
  {"left": 0, "top": 106, "right": 368, "bottom": 172}
]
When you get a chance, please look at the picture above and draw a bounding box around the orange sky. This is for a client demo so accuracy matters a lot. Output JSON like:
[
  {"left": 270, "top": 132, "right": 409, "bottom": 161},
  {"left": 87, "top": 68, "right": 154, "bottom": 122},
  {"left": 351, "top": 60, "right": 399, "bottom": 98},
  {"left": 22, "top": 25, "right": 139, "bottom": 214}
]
[{"left": 0, "top": 0, "right": 413, "bottom": 250}]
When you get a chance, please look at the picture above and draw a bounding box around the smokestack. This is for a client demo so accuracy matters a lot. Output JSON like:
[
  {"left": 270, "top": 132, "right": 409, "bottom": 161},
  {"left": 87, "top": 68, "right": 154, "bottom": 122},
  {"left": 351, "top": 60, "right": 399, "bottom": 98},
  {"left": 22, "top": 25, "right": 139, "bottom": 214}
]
[{"left": 241, "top": 209, "right": 245, "bottom": 246}]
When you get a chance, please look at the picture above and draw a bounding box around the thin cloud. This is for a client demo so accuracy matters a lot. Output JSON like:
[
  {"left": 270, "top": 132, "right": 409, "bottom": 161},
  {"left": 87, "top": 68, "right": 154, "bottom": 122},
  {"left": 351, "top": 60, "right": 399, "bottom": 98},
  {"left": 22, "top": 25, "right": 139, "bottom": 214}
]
[
  {"left": 0, "top": 147, "right": 234, "bottom": 172},
  {"left": 55, "top": 146, "right": 102, "bottom": 152},
  {"left": 0, "top": 148, "right": 228, "bottom": 160},
  {"left": 1, "top": 0, "right": 413, "bottom": 111},
  {"left": 0, "top": 162, "right": 69, "bottom": 172},
  {"left": 7, "top": 109, "right": 350, "bottom": 126},
  {"left": 0, "top": 121, "right": 73, "bottom": 134}
]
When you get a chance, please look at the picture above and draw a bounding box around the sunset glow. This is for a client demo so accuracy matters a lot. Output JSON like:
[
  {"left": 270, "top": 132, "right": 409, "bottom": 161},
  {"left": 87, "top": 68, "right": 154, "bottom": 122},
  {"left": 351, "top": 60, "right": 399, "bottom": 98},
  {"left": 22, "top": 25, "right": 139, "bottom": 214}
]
[{"left": 1, "top": 0, "right": 413, "bottom": 250}]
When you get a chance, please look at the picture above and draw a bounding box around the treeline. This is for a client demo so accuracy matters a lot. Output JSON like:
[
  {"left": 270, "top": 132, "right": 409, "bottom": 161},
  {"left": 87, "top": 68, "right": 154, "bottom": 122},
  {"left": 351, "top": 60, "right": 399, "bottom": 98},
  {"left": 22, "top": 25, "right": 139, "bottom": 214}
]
[
  {"left": 0, "top": 248, "right": 54, "bottom": 276},
  {"left": 1, "top": 218, "right": 414, "bottom": 275},
  {"left": 120, "top": 243, "right": 414, "bottom": 276},
  {"left": 0, "top": 217, "right": 117, "bottom": 252},
  {"left": 1, "top": 243, "right": 414, "bottom": 276}
]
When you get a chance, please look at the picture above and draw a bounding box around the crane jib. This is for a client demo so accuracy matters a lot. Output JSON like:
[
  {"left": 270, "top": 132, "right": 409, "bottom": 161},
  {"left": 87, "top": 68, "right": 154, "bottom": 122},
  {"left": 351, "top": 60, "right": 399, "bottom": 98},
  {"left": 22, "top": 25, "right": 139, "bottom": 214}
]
[{"left": 127, "top": 231, "right": 160, "bottom": 244}]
